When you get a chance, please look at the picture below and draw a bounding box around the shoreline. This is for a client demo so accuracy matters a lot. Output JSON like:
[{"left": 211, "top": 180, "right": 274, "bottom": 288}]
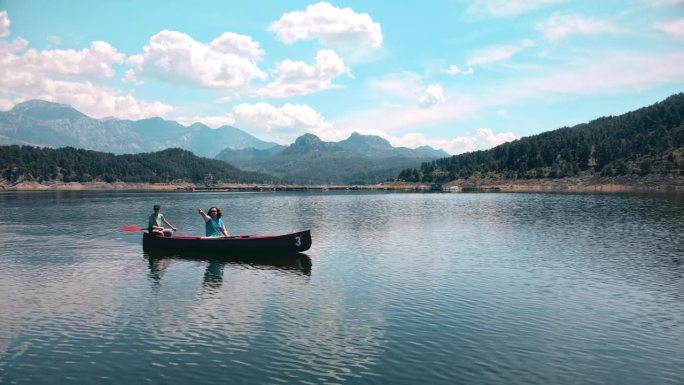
[
  {"left": 1, "top": 174, "right": 683, "bottom": 193},
  {"left": 441, "top": 174, "right": 684, "bottom": 193}
]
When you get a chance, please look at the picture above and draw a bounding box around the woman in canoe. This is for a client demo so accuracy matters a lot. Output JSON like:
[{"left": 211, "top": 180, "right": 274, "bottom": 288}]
[{"left": 198, "top": 207, "right": 230, "bottom": 237}]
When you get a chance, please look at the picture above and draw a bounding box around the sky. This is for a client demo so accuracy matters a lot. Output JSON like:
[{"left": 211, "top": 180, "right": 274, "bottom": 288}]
[{"left": 0, "top": 0, "right": 683, "bottom": 154}]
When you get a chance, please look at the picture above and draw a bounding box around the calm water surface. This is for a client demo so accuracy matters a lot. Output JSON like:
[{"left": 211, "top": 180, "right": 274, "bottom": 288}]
[{"left": 0, "top": 191, "right": 682, "bottom": 384}]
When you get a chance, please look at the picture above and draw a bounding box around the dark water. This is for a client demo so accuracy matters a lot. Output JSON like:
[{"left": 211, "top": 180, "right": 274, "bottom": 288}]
[{"left": 0, "top": 191, "right": 682, "bottom": 385}]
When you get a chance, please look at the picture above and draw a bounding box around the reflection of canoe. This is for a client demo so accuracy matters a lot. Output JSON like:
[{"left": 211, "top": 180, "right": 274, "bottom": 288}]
[
  {"left": 142, "top": 229, "right": 312, "bottom": 253},
  {"left": 144, "top": 248, "right": 312, "bottom": 275}
]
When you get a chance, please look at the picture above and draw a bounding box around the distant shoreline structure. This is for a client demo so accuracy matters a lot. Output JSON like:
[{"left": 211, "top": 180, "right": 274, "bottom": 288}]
[{"left": 2, "top": 174, "right": 682, "bottom": 193}]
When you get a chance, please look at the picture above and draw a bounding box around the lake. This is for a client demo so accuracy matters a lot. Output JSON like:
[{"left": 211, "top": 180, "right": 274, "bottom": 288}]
[{"left": 0, "top": 191, "right": 682, "bottom": 384}]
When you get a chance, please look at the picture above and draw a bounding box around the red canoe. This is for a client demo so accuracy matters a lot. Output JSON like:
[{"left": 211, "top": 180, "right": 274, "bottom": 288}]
[{"left": 142, "top": 229, "right": 312, "bottom": 253}]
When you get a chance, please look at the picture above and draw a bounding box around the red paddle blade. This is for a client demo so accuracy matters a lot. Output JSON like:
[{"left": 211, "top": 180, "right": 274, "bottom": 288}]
[{"left": 119, "top": 225, "right": 142, "bottom": 232}]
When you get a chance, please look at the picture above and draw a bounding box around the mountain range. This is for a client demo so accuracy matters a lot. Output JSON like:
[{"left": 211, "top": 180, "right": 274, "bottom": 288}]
[
  {"left": 216, "top": 133, "right": 448, "bottom": 184},
  {"left": 0, "top": 100, "right": 449, "bottom": 184},
  {"left": 2, "top": 95, "right": 681, "bottom": 187},
  {"left": 0, "top": 100, "right": 277, "bottom": 158}
]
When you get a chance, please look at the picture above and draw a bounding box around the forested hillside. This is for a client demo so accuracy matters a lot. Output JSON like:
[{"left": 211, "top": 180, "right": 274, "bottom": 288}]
[
  {"left": 0, "top": 146, "right": 272, "bottom": 185},
  {"left": 399, "top": 93, "right": 684, "bottom": 182}
]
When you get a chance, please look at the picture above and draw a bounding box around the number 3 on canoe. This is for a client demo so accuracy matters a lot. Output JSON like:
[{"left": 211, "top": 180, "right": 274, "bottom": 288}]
[{"left": 294, "top": 235, "right": 301, "bottom": 247}]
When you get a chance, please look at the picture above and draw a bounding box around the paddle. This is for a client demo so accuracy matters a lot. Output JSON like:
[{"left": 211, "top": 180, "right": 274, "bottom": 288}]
[
  {"left": 119, "top": 225, "right": 142, "bottom": 232},
  {"left": 119, "top": 225, "right": 177, "bottom": 234}
]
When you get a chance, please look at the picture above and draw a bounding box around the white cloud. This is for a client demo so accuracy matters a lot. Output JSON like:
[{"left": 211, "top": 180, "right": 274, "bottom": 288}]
[
  {"left": 0, "top": 40, "right": 125, "bottom": 85},
  {"left": 231, "top": 102, "right": 335, "bottom": 143},
  {"left": 211, "top": 32, "right": 266, "bottom": 59},
  {"left": 45, "top": 41, "right": 124, "bottom": 77},
  {"left": 446, "top": 65, "right": 474, "bottom": 75},
  {"left": 466, "top": 0, "right": 566, "bottom": 18},
  {"left": 646, "top": 0, "right": 684, "bottom": 5},
  {"left": 47, "top": 35, "right": 61, "bottom": 46},
  {"left": 335, "top": 94, "right": 481, "bottom": 136},
  {"left": 419, "top": 84, "right": 445, "bottom": 107},
  {"left": 0, "top": 36, "right": 28, "bottom": 54},
  {"left": 445, "top": 128, "right": 518, "bottom": 154},
  {"left": 445, "top": 51, "right": 684, "bottom": 130},
  {"left": 539, "top": 13, "right": 621, "bottom": 42},
  {"left": 466, "top": 39, "right": 534, "bottom": 67},
  {"left": 0, "top": 98, "right": 14, "bottom": 111},
  {"left": 253, "top": 49, "right": 351, "bottom": 98},
  {"left": 388, "top": 129, "right": 517, "bottom": 155},
  {"left": 122, "top": 69, "right": 138, "bottom": 84},
  {"left": 176, "top": 114, "right": 236, "bottom": 128},
  {"left": 370, "top": 73, "right": 450, "bottom": 108},
  {"left": 0, "top": 33, "right": 170, "bottom": 120},
  {"left": 654, "top": 18, "right": 684, "bottom": 39},
  {"left": 502, "top": 52, "right": 684, "bottom": 98},
  {"left": 0, "top": 11, "right": 10, "bottom": 38},
  {"left": 270, "top": 2, "right": 383, "bottom": 50},
  {"left": 127, "top": 30, "right": 267, "bottom": 91},
  {"left": 0, "top": 38, "right": 127, "bottom": 106},
  {"left": 370, "top": 71, "right": 424, "bottom": 101}
]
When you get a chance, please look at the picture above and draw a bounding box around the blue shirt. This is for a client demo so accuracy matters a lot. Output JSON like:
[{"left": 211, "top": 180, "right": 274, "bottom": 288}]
[{"left": 205, "top": 218, "right": 224, "bottom": 237}]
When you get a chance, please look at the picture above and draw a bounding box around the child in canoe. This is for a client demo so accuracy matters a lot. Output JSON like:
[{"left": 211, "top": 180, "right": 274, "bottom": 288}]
[{"left": 148, "top": 204, "right": 176, "bottom": 237}]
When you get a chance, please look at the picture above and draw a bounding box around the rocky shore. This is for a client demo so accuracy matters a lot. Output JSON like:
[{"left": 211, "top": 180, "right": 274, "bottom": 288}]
[
  {"left": 1, "top": 174, "right": 682, "bottom": 193},
  {"left": 383, "top": 173, "right": 684, "bottom": 193}
]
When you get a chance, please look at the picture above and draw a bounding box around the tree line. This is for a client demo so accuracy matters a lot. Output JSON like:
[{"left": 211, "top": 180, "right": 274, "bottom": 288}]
[
  {"left": 398, "top": 93, "right": 684, "bottom": 182},
  {"left": 0, "top": 146, "right": 272, "bottom": 184}
]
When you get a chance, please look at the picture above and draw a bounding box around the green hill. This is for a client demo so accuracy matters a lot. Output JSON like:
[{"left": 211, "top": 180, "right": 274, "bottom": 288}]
[
  {"left": 0, "top": 146, "right": 273, "bottom": 185},
  {"left": 399, "top": 93, "right": 684, "bottom": 182}
]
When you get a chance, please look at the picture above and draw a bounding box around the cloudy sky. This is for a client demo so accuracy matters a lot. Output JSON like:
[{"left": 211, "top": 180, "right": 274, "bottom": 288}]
[{"left": 1, "top": 0, "right": 683, "bottom": 154}]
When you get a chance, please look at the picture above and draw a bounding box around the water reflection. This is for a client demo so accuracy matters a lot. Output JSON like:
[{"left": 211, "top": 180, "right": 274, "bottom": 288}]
[
  {"left": 147, "top": 257, "right": 172, "bottom": 289},
  {"left": 144, "top": 248, "right": 313, "bottom": 285},
  {"left": 203, "top": 260, "right": 225, "bottom": 290}
]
